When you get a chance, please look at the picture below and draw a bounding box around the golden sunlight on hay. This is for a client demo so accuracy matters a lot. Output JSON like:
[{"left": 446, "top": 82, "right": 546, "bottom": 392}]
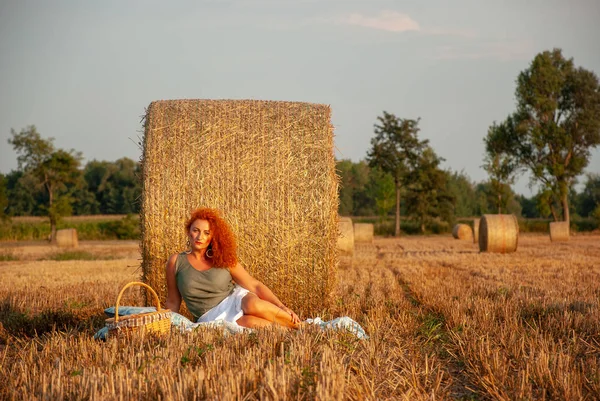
[
  {"left": 353, "top": 223, "right": 373, "bottom": 243},
  {"left": 140, "top": 100, "right": 338, "bottom": 317},
  {"left": 478, "top": 214, "right": 519, "bottom": 253},
  {"left": 473, "top": 218, "right": 480, "bottom": 243},
  {"left": 1, "top": 235, "right": 599, "bottom": 399},
  {"left": 56, "top": 229, "right": 79, "bottom": 248},
  {"left": 549, "top": 221, "right": 570, "bottom": 241},
  {"left": 452, "top": 224, "right": 473, "bottom": 241},
  {"left": 337, "top": 217, "right": 354, "bottom": 256}
]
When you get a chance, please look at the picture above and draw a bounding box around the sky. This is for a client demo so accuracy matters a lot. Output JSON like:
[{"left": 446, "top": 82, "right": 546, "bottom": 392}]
[{"left": 1, "top": 0, "right": 599, "bottom": 196}]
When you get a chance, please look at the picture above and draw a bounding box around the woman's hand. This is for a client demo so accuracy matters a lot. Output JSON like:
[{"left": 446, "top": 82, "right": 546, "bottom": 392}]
[{"left": 279, "top": 305, "right": 300, "bottom": 325}]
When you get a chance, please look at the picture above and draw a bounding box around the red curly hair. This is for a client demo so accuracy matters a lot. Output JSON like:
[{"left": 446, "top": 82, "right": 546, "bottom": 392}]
[{"left": 185, "top": 208, "right": 238, "bottom": 268}]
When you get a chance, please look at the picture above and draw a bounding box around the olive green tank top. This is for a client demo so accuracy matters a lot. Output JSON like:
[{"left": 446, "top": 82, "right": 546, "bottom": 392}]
[{"left": 175, "top": 253, "right": 235, "bottom": 320}]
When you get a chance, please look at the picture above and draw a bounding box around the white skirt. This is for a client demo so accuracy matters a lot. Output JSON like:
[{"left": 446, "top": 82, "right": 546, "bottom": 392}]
[{"left": 197, "top": 285, "right": 250, "bottom": 324}]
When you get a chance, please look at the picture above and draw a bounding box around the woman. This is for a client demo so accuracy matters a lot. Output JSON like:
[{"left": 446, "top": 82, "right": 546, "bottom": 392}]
[{"left": 165, "top": 208, "right": 301, "bottom": 329}]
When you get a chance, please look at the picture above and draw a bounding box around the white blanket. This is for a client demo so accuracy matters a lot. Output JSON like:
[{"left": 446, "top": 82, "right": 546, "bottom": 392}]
[{"left": 95, "top": 306, "right": 369, "bottom": 340}]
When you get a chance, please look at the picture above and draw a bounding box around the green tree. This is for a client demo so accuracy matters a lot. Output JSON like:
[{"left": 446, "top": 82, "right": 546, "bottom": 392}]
[
  {"left": 538, "top": 184, "right": 564, "bottom": 220},
  {"left": 336, "top": 159, "right": 378, "bottom": 216},
  {"left": 483, "top": 119, "right": 520, "bottom": 213},
  {"left": 475, "top": 182, "right": 522, "bottom": 217},
  {"left": 516, "top": 194, "right": 540, "bottom": 218},
  {"left": 351, "top": 161, "right": 374, "bottom": 216},
  {"left": 446, "top": 170, "right": 478, "bottom": 217},
  {"left": 8, "top": 126, "right": 82, "bottom": 241},
  {"left": 71, "top": 175, "right": 100, "bottom": 215},
  {"left": 493, "top": 49, "right": 600, "bottom": 226},
  {"left": 368, "top": 167, "right": 395, "bottom": 222},
  {"left": 113, "top": 158, "right": 141, "bottom": 214},
  {"left": 405, "top": 147, "right": 454, "bottom": 233},
  {"left": 84, "top": 158, "right": 141, "bottom": 214},
  {"left": 4, "top": 170, "right": 40, "bottom": 216},
  {"left": 84, "top": 160, "right": 113, "bottom": 212},
  {"left": 367, "top": 112, "right": 428, "bottom": 236},
  {"left": 576, "top": 173, "right": 600, "bottom": 217},
  {"left": 0, "top": 174, "right": 8, "bottom": 221},
  {"left": 336, "top": 159, "right": 354, "bottom": 215}
]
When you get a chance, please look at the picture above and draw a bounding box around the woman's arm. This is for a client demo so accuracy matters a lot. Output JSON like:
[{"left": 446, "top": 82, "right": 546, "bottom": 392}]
[
  {"left": 230, "top": 263, "right": 283, "bottom": 306},
  {"left": 165, "top": 254, "right": 182, "bottom": 313},
  {"left": 230, "top": 263, "right": 300, "bottom": 323}
]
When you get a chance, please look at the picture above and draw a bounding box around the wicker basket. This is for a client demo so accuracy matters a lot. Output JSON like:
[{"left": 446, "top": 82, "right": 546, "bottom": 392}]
[{"left": 105, "top": 282, "right": 171, "bottom": 337}]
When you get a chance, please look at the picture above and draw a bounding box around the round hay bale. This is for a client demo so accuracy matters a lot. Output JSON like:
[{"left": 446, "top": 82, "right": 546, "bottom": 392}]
[
  {"left": 473, "top": 218, "right": 480, "bottom": 243},
  {"left": 337, "top": 219, "right": 354, "bottom": 256},
  {"left": 452, "top": 224, "right": 473, "bottom": 240},
  {"left": 56, "top": 228, "right": 78, "bottom": 248},
  {"left": 478, "top": 214, "right": 518, "bottom": 253},
  {"left": 354, "top": 223, "right": 374, "bottom": 243},
  {"left": 549, "top": 221, "right": 569, "bottom": 242},
  {"left": 141, "top": 100, "right": 339, "bottom": 317}
]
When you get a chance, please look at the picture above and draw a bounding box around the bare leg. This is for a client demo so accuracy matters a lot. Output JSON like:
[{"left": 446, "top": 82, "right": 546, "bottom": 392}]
[
  {"left": 240, "top": 293, "right": 299, "bottom": 329},
  {"left": 236, "top": 315, "right": 273, "bottom": 328}
]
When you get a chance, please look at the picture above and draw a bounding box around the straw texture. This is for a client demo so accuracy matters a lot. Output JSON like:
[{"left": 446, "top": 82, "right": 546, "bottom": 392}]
[
  {"left": 140, "top": 99, "right": 339, "bottom": 317},
  {"left": 549, "top": 221, "right": 569, "bottom": 242},
  {"left": 56, "top": 229, "right": 78, "bottom": 248},
  {"left": 337, "top": 218, "right": 354, "bottom": 256},
  {"left": 473, "top": 218, "right": 480, "bottom": 243},
  {"left": 452, "top": 224, "right": 473, "bottom": 241},
  {"left": 354, "top": 223, "right": 374, "bottom": 243},
  {"left": 478, "top": 214, "right": 519, "bottom": 253}
]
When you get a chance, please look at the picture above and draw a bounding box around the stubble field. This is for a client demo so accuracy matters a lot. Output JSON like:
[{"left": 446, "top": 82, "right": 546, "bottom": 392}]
[{"left": 0, "top": 233, "right": 599, "bottom": 400}]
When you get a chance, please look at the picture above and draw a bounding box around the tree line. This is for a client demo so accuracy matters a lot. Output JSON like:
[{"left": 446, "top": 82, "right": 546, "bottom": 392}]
[
  {"left": 359, "top": 48, "right": 600, "bottom": 235},
  {"left": 0, "top": 126, "right": 141, "bottom": 240},
  {"left": 1, "top": 48, "right": 599, "bottom": 240},
  {"left": 482, "top": 48, "right": 600, "bottom": 228},
  {"left": 338, "top": 158, "right": 599, "bottom": 224}
]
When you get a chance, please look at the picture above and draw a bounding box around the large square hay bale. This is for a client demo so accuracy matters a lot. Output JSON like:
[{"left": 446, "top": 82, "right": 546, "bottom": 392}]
[
  {"left": 140, "top": 99, "right": 339, "bottom": 317},
  {"left": 56, "top": 228, "right": 78, "bottom": 248}
]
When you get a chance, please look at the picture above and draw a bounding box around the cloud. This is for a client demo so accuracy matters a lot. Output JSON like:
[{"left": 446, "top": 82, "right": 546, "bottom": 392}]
[
  {"left": 332, "top": 11, "right": 476, "bottom": 38},
  {"left": 434, "top": 39, "right": 535, "bottom": 61},
  {"left": 335, "top": 10, "right": 420, "bottom": 33},
  {"left": 423, "top": 27, "right": 477, "bottom": 39},
  {"left": 330, "top": 10, "right": 531, "bottom": 61}
]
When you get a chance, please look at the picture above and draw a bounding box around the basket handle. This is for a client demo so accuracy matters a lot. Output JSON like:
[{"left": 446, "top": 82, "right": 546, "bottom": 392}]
[{"left": 114, "top": 281, "right": 163, "bottom": 322}]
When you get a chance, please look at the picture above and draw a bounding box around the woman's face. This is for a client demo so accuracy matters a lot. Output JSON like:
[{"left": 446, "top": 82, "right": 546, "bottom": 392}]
[{"left": 188, "top": 219, "right": 213, "bottom": 252}]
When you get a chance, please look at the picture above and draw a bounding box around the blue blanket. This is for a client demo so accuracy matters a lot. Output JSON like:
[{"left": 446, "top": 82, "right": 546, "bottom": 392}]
[{"left": 95, "top": 306, "right": 369, "bottom": 340}]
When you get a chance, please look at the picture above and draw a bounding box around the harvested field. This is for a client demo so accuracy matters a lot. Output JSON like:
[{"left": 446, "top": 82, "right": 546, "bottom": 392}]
[
  {"left": 0, "top": 240, "right": 140, "bottom": 261},
  {"left": 9, "top": 215, "right": 128, "bottom": 223},
  {"left": 1, "top": 234, "right": 599, "bottom": 400}
]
